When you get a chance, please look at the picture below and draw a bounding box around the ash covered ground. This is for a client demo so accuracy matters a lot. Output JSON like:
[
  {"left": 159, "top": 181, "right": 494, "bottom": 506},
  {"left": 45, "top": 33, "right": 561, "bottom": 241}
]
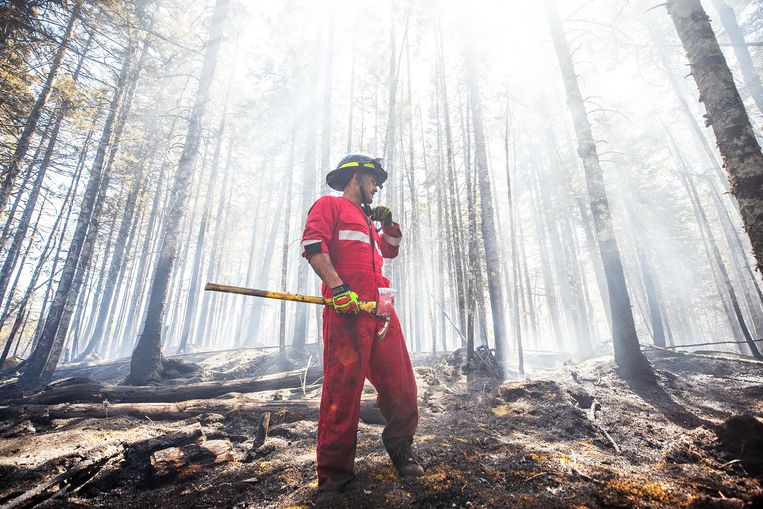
[{"left": 1, "top": 347, "right": 762, "bottom": 508}]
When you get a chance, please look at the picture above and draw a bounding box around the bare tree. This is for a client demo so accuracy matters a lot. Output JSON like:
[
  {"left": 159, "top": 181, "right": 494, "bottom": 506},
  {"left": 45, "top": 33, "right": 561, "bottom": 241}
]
[
  {"left": 0, "top": 1, "right": 81, "bottom": 222},
  {"left": 546, "top": 0, "right": 652, "bottom": 378},
  {"left": 463, "top": 25, "right": 509, "bottom": 366},
  {"left": 710, "top": 0, "right": 763, "bottom": 116},
  {"left": 128, "top": 0, "right": 229, "bottom": 384}
]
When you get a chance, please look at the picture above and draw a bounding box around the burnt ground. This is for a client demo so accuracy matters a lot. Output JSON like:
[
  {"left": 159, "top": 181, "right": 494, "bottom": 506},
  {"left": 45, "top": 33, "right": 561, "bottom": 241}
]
[{"left": 0, "top": 347, "right": 762, "bottom": 508}]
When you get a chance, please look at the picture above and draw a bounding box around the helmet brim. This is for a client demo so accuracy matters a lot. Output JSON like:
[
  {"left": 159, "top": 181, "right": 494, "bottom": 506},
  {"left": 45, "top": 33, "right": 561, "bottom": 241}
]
[{"left": 326, "top": 166, "right": 387, "bottom": 191}]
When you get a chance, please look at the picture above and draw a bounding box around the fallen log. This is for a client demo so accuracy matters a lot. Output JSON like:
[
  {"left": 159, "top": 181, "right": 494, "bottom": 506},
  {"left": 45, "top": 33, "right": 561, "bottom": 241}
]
[
  {"left": 0, "top": 398, "right": 318, "bottom": 422},
  {"left": 151, "top": 439, "right": 235, "bottom": 478},
  {"left": 124, "top": 423, "right": 205, "bottom": 463},
  {"left": 5, "top": 365, "right": 325, "bottom": 405},
  {"left": 0, "top": 397, "right": 384, "bottom": 424}
]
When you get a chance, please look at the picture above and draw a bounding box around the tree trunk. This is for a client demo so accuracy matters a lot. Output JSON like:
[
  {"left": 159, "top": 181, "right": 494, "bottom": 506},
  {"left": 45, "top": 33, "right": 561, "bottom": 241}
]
[
  {"left": 0, "top": 157, "right": 83, "bottom": 367},
  {"left": 546, "top": 0, "right": 652, "bottom": 377},
  {"left": 437, "top": 24, "right": 467, "bottom": 336},
  {"left": 618, "top": 174, "right": 667, "bottom": 347},
  {"left": 681, "top": 171, "right": 762, "bottom": 359},
  {"left": 118, "top": 162, "right": 168, "bottom": 356},
  {"left": 128, "top": 0, "right": 229, "bottom": 385},
  {"left": 39, "top": 25, "right": 151, "bottom": 379},
  {"left": 29, "top": 122, "right": 94, "bottom": 357},
  {"left": 292, "top": 63, "right": 319, "bottom": 351},
  {"left": 710, "top": 0, "right": 763, "bottom": 116},
  {"left": 19, "top": 43, "right": 134, "bottom": 385},
  {"left": 101, "top": 201, "right": 144, "bottom": 359},
  {"left": 463, "top": 28, "right": 508, "bottom": 365},
  {"left": 667, "top": 0, "right": 763, "bottom": 276},
  {"left": 76, "top": 163, "right": 146, "bottom": 360},
  {"left": 504, "top": 104, "right": 523, "bottom": 374},
  {"left": 194, "top": 137, "right": 233, "bottom": 349},
  {"left": 176, "top": 97, "right": 229, "bottom": 354},
  {"left": 0, "top": 1, "right": 81, "bottom": 220},
  {"left": 279, "top": 126, "right": 297, "bottom": 355},
  {"left": 530, "top": 165, "right": 564, "bottom": 350}
]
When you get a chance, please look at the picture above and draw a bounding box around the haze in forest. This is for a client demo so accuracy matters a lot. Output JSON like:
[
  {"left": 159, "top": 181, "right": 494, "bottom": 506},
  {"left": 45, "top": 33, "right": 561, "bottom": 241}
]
[{"left": 0, "top": 0, "right": 762, "bottom": 380}]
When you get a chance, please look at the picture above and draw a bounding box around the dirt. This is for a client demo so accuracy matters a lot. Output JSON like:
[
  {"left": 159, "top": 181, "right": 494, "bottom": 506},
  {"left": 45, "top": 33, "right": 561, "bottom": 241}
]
[{"left": 0, "top": 347, "right": 761, "bottom": 508}]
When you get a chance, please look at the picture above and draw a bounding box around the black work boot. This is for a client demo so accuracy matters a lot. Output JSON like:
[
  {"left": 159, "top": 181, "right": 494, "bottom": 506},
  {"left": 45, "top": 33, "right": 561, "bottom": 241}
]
[{"left": 384, "top": 436, "right": 424, "bottom": 477}]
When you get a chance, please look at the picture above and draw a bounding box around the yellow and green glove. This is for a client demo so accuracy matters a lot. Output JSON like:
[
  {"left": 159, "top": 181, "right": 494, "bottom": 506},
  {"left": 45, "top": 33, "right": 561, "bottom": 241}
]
[
  {"left": 371, "top": 206, "right": 393, "bottom": 226},
  {"left": 331, "top": 284, "right": 360, "bottom": 315}
]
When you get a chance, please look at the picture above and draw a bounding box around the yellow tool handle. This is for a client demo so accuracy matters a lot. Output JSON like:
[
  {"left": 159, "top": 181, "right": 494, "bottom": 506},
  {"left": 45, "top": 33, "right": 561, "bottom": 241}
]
[{"left": 204, "top": 283, "right": 377, "bottom": 314}]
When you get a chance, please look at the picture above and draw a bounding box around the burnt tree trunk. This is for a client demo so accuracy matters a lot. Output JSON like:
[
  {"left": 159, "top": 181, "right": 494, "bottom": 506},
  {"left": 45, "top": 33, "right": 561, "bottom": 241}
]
[
  {"left": 128, "top": 0, "right": 229, "bottom": 385},
  {"left": 546, "top": 0, "right": 652, "bottom": 378},
  {"left": 667, "top": 0, "right": 763, "bottom": 276}
]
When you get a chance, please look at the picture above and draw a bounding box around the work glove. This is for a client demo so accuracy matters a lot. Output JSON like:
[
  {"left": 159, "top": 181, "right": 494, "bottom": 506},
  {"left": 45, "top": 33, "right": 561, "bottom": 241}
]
[
  {"left": 371, "top": 206, "right": 393, "bottom": 226},
  {"left": 331, "top": 284, "right": 360, "bottom": 315}
]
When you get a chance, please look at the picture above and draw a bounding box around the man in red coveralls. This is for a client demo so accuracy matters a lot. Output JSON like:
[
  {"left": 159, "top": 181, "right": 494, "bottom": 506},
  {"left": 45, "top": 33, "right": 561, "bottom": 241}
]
[{"left": 301, "top": 154, "right": 423, "bottom": 493}]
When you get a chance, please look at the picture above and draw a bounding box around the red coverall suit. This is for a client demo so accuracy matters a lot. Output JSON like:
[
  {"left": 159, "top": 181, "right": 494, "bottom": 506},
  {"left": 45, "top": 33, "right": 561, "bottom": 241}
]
[{"left": 301, "top": 195, "right": 419, "bottom": 490}]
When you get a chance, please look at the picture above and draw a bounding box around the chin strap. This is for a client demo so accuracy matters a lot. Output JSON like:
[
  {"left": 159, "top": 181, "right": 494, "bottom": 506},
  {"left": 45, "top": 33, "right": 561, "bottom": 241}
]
[{"left": 359, "top": 185, "right": 373, "bottom": 217}]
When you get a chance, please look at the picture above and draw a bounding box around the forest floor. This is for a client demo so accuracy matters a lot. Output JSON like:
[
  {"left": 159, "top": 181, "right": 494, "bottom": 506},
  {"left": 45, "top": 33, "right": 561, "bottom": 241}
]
[{"left": 0, "top": 346, "right": 762, "bottom": 508}]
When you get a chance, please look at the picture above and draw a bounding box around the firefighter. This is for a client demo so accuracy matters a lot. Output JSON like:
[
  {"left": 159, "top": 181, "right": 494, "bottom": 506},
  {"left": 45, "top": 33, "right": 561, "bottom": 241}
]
[{"left": 301, "top": 154, "right": 423, "bottom": 493}]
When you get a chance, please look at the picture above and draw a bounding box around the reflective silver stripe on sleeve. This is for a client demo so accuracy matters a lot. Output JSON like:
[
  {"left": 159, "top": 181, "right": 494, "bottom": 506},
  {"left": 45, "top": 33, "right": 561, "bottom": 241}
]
[
  {"left": 338, "top": 230, "right": 370, "bottom": 244},
  {"left": 301, "top": 239, "right": 322, "bottom": 248},
  {"left": 382, "top": 234, "right": 401, "bottom": 246}
]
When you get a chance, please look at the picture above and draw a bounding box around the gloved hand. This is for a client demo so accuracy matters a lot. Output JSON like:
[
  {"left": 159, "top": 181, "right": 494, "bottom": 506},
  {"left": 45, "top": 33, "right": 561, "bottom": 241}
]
[
  {"left": 331, "top": 284, "right": 360, "bottom": 315},
  {"left": 371, "top": 206, "right": 393, "bottom": 226}
]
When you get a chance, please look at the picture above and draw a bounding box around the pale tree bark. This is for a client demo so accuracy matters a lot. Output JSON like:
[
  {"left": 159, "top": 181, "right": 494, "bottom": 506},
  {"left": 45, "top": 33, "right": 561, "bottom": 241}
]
[
  {"left": 38, "top": 23, "right": 151, "bottom": 379},
  {"left": 681, "top": 170, "right": 761, "bottom": 358},
  {"left": 0, "top": 133, "right": 88, "bottom": 367},
  {"left": 504, "top": 104, "right": 523, "bottom": 374},
  {"left": 165, "top": 146, "right": 209, "bottom": 345},
  {"left": 194, "top": 136, "right": 233, "bottom": 349},
  {"left": 617, "top": 172, "right": 667, "bottom": 347},
  {"left": 128, "top": 0, "right": 229, "bottom": 385},
  {"left": 463, "top": 27, "right": 508, "bottom": 365},
  {"left": 710, "top": 0, "right": 763, "bottom": 116},
  {"left": 346, "top": 44, "right": 355, "bottom": 153},
  {"left": 176, "top": 95, "right": 229, "bottom": 354},
  {"left": 279, "top": 127, "right": 296, "bottom": 355},
  {"left": 530, "top": 164, "right": 564, "bottom": 349},
  {"left": 76, "top": 159, "right": 146, "bottom": 360},
  {"left": 663, "top": 120, "right": 763, "bottom": 358},
  {"left": 0, "top": 121, "right": 51, "bottom": 256},
  {"left": 436, "top": 24, "right": 468, "bottom": 335},
  {"left": 546, "top": 0, "right": 652, "bottom": 377},
  {"left": 667, "top": 0, "right": 763, "bottom": 276},
  {"left": 708, "top": 183, "right": 763, "bottom": 336},
  {"left": 29, "top": 122, "right": 94, "bottom": 359},
  {"left": 291, "top": 53, "right": 319, "bottom": 350}
]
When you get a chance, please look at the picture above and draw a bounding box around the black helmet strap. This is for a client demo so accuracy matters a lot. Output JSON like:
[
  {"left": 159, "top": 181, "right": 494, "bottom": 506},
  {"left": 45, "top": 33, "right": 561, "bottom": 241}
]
[{"left": 359, "top": 177, "right": 370, "bottom": 205}]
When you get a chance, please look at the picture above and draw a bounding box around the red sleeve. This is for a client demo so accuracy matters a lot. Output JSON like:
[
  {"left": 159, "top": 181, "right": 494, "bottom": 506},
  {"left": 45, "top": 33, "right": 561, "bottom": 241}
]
[
  {"left": 301, "top": 196, "right": 336, "bottom": 260},
  {"left": 379, "top": 222, "right": 402, "bottom": 259}
]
